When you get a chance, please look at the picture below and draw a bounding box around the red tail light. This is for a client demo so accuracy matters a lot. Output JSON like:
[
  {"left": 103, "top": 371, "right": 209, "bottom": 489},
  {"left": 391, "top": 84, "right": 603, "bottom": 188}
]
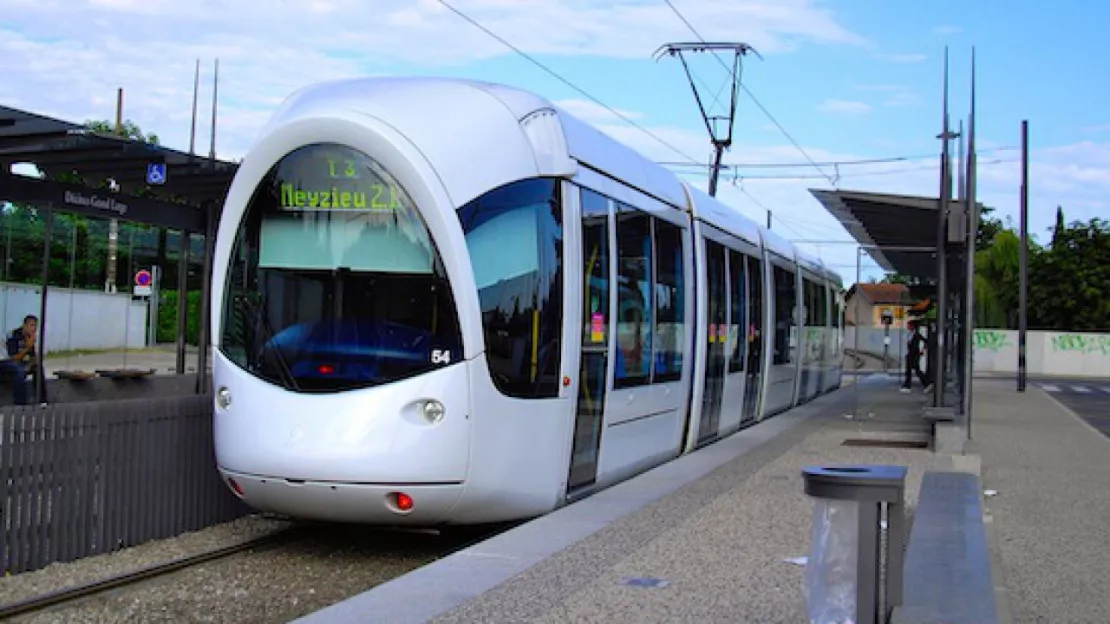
[{"left": 389, "top": 491, "right": 414, "bottom": 512}]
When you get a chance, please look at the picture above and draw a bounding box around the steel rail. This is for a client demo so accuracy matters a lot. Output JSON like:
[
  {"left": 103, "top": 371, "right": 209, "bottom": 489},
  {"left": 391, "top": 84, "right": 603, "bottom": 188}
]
[{"left": 0, "top": 528, "right": 300, "bottom": 619}]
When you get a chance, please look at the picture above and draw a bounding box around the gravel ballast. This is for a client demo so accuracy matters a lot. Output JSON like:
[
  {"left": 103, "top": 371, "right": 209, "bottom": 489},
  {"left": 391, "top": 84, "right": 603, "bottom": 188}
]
[{"left": 1, "top": 515, "right": 475, "bottom": 623}]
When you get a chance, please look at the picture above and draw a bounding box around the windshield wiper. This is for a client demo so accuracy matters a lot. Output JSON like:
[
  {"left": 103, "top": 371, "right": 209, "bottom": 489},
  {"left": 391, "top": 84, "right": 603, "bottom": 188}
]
[{"left": 239, "top": 295, "right": 301, "bottom": 392}]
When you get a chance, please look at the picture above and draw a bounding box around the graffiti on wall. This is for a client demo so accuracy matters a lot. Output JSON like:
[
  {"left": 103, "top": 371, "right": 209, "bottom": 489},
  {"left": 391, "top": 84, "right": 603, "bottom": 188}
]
[
  {"left": 1050, "top": 333, "right": 1110, "bottom": 356},
  {"left": 973, "top": 330, "right": 1014, "bottom": 353}
]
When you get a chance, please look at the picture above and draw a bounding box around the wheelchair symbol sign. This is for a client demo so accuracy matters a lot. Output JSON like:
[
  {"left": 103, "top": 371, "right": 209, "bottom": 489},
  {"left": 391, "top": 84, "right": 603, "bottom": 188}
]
[{"left": 146, "top": 163, "right": 167, "bottom": 185}]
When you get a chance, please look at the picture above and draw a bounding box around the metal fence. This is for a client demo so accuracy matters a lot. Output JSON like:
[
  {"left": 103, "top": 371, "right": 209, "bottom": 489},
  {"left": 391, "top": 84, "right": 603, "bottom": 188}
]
[{"left": 1, "top": 393, "right": 250, "bottom": 575}]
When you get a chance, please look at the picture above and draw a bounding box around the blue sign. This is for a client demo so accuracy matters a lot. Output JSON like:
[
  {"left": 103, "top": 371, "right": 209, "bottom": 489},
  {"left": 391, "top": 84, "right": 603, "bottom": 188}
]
[{"left": 146, "top": 163, "right": 167, "bottom": 185}]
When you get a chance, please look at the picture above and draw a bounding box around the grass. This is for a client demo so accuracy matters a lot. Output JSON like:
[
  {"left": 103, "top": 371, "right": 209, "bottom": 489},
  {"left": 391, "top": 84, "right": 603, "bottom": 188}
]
[{"left": 43, "top": 345, "right": 198, "bottom": 359}]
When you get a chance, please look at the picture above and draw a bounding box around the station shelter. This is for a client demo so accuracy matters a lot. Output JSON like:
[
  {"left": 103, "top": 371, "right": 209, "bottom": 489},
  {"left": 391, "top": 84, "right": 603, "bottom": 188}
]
[
  {"left": 811, "top": 188, "right": 985, "bottom": 420},
  {"left": 0, "top": 104, "right": 238, "bottom": 405}
]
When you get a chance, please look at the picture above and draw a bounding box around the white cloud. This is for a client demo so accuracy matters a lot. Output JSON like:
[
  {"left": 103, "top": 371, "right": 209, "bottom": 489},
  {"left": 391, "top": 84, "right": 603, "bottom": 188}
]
[
  {"left": 933, "top": 25, "right": 962, "bottom": 35},
  {"left": 855, "top": 84, "right": 922, "bottom": 107},
  {"left": 552, "top": 99, "right": 645, "bottom": 124},
  {"left": 0, "top": 0, "right": 866, "bottom": 159},
  {"left": 3, "top": 1, "right": 1105, "bottom": 285},
  {"left": 818, "top": 99, "right": 871, "bottom": 114}
]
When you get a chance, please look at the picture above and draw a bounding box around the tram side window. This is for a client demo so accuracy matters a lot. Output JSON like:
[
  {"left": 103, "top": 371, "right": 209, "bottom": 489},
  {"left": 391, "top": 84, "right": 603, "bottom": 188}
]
[
  {"left": 804, "top": 278, "right": 818, "bottom": 361},
  {"left": 728, "top": 250, "right": 746, "bottom": 373},
  {"left": 614, "top": 206, "right": 653, "bottom": 388},
  {"left": 805, "top": 279, "right": 817, "bottom": 326},
  {"left": 457, "top": 178, "right": 564, "bottom": 399},
  {"left": 581, "top": 188, "right": 610, "bottom": 348},
  {"left": 799, "top": 279, "right": 809, "bottom": 361},
  {"left": 746, "top": 256, "right": 763, "bottom": 369},
  {"left": 652, "top": 218, "right": 685, "bottom": 382},
  {"left": 772, "top": 265, "right": 796, "bottom": 365},
  {"left": 818, "top": 284, "right": 829, "bottom": 326}
]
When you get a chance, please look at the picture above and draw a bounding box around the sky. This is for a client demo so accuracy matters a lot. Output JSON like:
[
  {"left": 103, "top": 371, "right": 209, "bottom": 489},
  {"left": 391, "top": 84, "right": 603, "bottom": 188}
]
[{"left": 2, "top": 0, "right": 1108, "bottom": 285}]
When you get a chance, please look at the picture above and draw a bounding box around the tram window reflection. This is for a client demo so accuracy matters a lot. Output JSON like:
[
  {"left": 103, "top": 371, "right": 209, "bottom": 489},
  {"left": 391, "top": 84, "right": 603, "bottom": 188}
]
[{"left": 614, "top": 208, "right": 652, "bottom": 388}]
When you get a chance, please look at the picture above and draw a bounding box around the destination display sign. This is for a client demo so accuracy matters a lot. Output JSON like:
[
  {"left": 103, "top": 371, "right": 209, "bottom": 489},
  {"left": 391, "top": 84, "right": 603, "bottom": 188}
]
[{"left": 274, "top": 144, "right": 406, "bottom": 212}]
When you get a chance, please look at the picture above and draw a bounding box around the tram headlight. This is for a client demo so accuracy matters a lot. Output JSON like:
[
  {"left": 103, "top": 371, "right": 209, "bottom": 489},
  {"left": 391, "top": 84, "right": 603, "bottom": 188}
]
[
  {"left": 216, "top": 386, "right": 232, "bottom": 410},
  {"left": 421, "top": 399, "right": 446, "bottom": 424}
]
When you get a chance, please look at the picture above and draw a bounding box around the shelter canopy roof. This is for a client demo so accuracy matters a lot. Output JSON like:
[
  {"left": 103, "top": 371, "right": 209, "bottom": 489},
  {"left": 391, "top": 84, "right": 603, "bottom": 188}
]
[
  {"left": 810, "top": 188, "right": 962, "bottom": 280},
  {"left": 0, "top": 104, "right": 238, "bottom": 208}
]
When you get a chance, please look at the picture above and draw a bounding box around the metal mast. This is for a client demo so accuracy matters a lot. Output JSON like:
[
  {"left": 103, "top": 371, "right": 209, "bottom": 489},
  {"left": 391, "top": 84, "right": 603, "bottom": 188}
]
[
  {"left": 962, "top": 48, "right": 978, "bottom": 433},
  {"left": 653, "top": 42, "right": 761, "bottom": 196},
  {"left": 934, "top": 47, "right": 959, "bottom": 409}
]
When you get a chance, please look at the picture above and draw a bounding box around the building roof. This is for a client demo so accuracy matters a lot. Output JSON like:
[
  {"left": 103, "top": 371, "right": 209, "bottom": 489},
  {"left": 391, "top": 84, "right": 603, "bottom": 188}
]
[{"left": 848, "top": 282, "right": 911, "bottom": 305}]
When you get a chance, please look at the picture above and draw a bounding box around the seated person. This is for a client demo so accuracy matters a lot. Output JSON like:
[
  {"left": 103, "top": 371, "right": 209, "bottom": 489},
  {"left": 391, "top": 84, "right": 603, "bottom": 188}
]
[{"left": 1, "top": 314, "right": 41, "bottom": 405}]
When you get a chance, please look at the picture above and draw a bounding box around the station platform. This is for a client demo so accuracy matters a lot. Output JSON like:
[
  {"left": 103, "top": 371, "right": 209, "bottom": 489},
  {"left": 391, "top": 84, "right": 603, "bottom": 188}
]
[{"left": 296, "top": 374, "right": 1110, "bottom": 623}]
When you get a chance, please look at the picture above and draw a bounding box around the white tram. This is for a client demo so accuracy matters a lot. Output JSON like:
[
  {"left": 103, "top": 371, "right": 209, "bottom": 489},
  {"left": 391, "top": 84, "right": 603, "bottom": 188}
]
[{"left": 210, "top": 77, "right": 845, "bottom": 525}]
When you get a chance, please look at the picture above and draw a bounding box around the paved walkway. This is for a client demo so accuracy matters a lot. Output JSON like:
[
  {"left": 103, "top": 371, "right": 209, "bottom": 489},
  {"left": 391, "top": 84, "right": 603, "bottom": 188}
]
[
  {"left": 972, "top": 379, "right": 1110, "bottom": 624},
  {"left": 300, "top": 376, "right": 936, "bottom": 624},
  {"left": 41, "top": 346, "right": 210, "bottom": 377},
  {"left": 298, "top": 376, "right": 1110, "bottom": 623}
]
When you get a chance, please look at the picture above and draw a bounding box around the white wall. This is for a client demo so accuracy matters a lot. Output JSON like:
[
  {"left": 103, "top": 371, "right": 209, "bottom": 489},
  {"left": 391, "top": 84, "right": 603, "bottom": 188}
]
[
  {"left": 847, "top": 325, "right": 1110, "bottom": 378},
  {"left": 844, "top": 325, "right": 905, "bottom": 363},
  {"left": 0, "top": 281, "right": 148, "bottom": 355}
]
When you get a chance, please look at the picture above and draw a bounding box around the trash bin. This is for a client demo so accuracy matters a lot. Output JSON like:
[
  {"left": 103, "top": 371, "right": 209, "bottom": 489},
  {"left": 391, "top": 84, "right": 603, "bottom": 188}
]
[{"left": 801, "top": 464, "right": 907, "bottom": 624}]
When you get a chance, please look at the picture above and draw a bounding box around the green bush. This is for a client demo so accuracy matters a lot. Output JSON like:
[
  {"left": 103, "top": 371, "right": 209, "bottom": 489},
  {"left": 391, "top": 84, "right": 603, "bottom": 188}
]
[{"left": 157, "top": 290, "right": 203, "bottom": 345}]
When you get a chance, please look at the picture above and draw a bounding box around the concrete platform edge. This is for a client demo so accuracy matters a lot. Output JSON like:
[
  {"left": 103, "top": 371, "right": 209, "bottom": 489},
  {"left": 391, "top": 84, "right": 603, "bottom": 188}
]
[
  {"left": 293, "top": 386, "right": 854, "bottom": 624},
  {"left": 929, "top": 437, "right": 1014, "bottom": 624}
]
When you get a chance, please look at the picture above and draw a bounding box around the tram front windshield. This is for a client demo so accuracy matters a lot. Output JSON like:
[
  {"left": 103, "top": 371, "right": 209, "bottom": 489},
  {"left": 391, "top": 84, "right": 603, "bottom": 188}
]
[{"left": 218, "top": 143, "right": 463, "bottom": 393}]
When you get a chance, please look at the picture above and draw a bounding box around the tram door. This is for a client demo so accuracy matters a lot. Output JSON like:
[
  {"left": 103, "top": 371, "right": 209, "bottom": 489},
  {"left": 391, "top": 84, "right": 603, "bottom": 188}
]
[
  {"left": 741, "top": 256, "right": 764, "bottom": 423},
  {"left": 567, "top": 199, "right": 611, "bottom": 492},
  {"left": 698, "top": 240, "right": 728, "bottom": 444}
]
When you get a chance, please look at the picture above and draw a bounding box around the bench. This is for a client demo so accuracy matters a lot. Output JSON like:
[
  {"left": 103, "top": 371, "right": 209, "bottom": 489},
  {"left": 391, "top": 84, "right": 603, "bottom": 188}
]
[{"left": 890, "top": 471, "right": 1000, "bottom": 623}]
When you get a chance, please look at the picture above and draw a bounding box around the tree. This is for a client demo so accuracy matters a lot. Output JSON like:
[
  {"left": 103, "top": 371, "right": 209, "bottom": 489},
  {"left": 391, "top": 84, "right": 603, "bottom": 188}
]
[
  {"left": 974, "top": 229, "right": 1027, "bottom": 328},
  {"left": 79, "top": 119, "right": 161, "bottom": 292},
  {"left": 1029, "top": 216, "right": 1110, "bottom": 331},
  {"left": 1052, "top": 206, "right": 1066, "bottom": 249},
  {"left": 84, "top": 119, "right": 160, "bottom": 145},
  {"left": 976, "top": 204, "right": 1004, "bottom": 250},
  {"left": 880, "top": 273, "right": 913, "bottom": 285}
]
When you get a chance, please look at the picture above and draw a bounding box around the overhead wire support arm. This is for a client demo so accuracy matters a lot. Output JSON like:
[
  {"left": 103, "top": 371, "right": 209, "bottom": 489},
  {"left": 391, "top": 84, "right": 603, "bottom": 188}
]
[{"left": 653, "top": 42, "right": 762, "bottom": 196}]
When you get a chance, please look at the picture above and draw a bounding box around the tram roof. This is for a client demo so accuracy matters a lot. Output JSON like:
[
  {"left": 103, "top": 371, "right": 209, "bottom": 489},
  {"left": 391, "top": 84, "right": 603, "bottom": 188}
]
[{"left": 0, "top": 103, "right": 238, "bottom": 209}]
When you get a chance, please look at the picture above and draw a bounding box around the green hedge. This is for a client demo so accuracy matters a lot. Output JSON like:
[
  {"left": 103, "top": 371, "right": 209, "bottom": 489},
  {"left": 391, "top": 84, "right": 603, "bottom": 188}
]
[{"left": 157, "top": 290, "right": 203, "bottom": 345}]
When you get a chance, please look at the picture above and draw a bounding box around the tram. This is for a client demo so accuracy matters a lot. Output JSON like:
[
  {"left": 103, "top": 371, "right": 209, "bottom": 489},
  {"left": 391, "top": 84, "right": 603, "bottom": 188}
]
[{"left": 210, "top": 77, "right": 845, "bottom": 525}]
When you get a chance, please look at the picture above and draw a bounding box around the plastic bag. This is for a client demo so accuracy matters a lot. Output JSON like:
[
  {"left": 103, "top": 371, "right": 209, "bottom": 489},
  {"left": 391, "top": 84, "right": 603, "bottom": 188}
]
[{"left": 803, "top": 498, "right": 859, "bottom": 624}]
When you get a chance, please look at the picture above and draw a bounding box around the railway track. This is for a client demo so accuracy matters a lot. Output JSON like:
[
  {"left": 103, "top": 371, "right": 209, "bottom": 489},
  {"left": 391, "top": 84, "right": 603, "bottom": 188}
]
[
  {"left": 0, "top": 527, "right": 304, "bottom": 620},
  {"left": 0, "top": 522, "right": 502, "bottom": 621}
]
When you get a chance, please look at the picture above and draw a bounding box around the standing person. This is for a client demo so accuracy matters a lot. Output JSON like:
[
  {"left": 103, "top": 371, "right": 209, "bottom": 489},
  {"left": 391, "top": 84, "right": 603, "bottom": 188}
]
[
  {"left": 2, "top": 314, "right": 39, "bottom": 405},
  {"left": 901, "top": 320, "right": 930, "bottom": 393}
]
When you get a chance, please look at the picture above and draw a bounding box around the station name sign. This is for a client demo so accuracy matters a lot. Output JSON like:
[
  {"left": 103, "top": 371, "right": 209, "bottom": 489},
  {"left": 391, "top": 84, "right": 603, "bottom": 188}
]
[{"left": 63, "top": 190, "right": 129, "bottom": 216}]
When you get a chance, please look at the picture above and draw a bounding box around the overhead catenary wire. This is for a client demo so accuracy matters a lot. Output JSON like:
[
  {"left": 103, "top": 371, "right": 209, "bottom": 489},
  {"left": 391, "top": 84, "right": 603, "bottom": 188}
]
[
  {"left": 435, "top": 0, "right": 702, "bottom": 165},
  {"left": 669, "top": 158, "right": 1015, "bottom": 181},
  {"left": 433, "top": 0, "right": 942, "bottom": 257},
  {"left": 656, "top": 146, "right": 1018, "bottom": 170}
]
